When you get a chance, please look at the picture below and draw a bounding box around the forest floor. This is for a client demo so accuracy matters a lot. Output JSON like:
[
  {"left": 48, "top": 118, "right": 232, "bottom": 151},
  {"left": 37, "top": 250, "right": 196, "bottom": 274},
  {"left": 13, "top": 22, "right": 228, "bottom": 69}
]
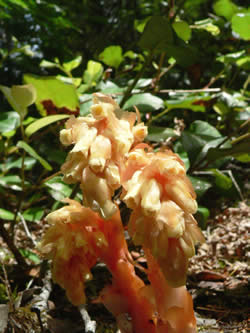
[{"left": 0, "top": 201, "right": 249, "bottom": 333}]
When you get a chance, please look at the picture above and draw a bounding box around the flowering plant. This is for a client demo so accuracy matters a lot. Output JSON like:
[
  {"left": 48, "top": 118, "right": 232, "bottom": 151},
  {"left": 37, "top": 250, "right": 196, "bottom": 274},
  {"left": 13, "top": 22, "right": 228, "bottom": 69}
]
[{"left": 41, "top": 93, "right": 204, "bottom": 333}]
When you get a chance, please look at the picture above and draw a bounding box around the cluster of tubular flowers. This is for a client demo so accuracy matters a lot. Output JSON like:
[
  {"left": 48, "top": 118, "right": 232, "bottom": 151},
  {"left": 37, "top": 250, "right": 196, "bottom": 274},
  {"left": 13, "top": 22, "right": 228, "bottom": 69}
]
[
  {"left": 59, "top": 93, "right": 147, "bottom": 219},
  {"left": 40, "top": 199, "right": 108, "bottom": 305},
  {"left": 121, "top": 145, "right": 205, "bottom": 287}
]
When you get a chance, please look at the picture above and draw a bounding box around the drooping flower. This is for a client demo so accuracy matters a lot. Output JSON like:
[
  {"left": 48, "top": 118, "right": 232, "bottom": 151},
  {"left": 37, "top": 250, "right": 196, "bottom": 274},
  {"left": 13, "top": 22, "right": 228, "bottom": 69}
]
[
  {"left": 60, "top": 93, "right": 147, "bottom": 219},
  {"left": 122, "top": 145, "right": 204, "bottom": 286},
  {"left": 40, "top": 199, "right": 108, "bottom": 305}
]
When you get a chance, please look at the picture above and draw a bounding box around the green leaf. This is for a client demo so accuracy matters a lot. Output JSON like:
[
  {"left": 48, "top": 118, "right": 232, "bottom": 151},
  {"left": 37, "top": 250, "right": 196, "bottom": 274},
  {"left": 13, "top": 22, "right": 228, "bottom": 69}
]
[
  {"left": 0, "top": 208, "right": 14, "bottom": 220},
  {"left": 206, "top": 139, "right": 250, "bottom": 162},
  {"left": 25, "top": 114, "right": 70, "bottom": 137},
  {"left": 147, "top": 126, "right": 177, "bottom": 142},
  {"left": 19, "top": 249, "right": 41, "bottom": 264},
  {"left": 23, "top": 207, "right": 44, "bottom": 222},
  {"left": 181, "top": 132, "right": 205, "bottom": 165},
  {"left": 211, "top": 169, "right": 233, "bottom": 190},
  {"left": 195, "top": 206, "right": 210, "bottom": 229},
  {"left": 172, "top": 21, "right": 191, "bottom": 41},
  {"left": 44, "top": 176, "right": 72, "bottom": 201},
  {"left": 216, "top": 50, "right": 245, "bottom": 64},
  {"left": 79, "top": 94, "right": 92, "bottom": 116},
  {"left": 17, "top": 140, "right": 52, "bottom": 171},
  {"left": 83, "top": 60, "right": 103, "bottom": 85},
  {"left": 40, "top": 59, "right": 59, "bottom": 69},
  {"left": 0, "top": 111, "right": 20, "bottom": 133},
  {"left": 232, "top": 13, "right": 250, "bottom": 40},
  {"left": 23, "top": 74, "right": 79, "bottom": 116},
  {"left": 0, "top": 84, "right": 36, "bottom": 119},
  {"left": 0, "top": 175, "right": 24, "bottom": 191},
  {"left": 166, "top": 95, "right": 211, "bottom": 112},
  {"left": 189, "top": 120, "right": 221, "bottom": 140},
  {"left": 193, "top": 18, "right": 220, "bottom": 36},
  {"left": 63, "top": 55, "right": 82, "bottom": 72},
  {"left": 213, "top": 0, "right": 238, "bottom": 20},
  {"left": 0, "top": 156, "right": 36, "bottom": 172},
  {"left": 139, "top": 16, "right": 173, "bottom": 51},
  {"left": 99, "top": 46, "right": 123, "bottom": 69},
  {"left": 189, "top": 176, "right": 212, "bottom": 198},
  {"left": 124, "top": 93, "right": 164, "bottom": 112},
  {"left": 174, "top": 141, "right": 190, "bottom": 170}
]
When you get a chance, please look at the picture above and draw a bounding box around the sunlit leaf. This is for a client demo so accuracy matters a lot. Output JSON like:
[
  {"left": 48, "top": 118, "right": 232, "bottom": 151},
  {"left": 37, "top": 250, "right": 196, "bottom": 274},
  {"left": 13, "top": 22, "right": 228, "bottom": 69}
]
[
  {"left": 189, "top": 120, "right": 221, "bottom": 140},
  {"left": 166, "top": 95, "right": 211, "bottom": 112},
  {"left": 63, "top": 55, "right": 82, "bottom": 72},
  {"left": 0, "top": 84, "right": 36, "bottom": 119},
  {"left": 0, "top": 208, "right": 14, "bottom": 220},
  {"left": 213, "top": 0, "right": 238, "bottom": 20},
  {"left": 193, "top": 18, "right": 220, "bottom": 36},
  {"left": 25, "top": 114, "right": 69, "bottom": 137},
  {"left": 17, "top": 140, "right": 52, "bottom": 171},
  {"left": 232, "top": 13, "right": 250, "bottom": 40},
  {"left": 83, "top": 60, "right": 103, "bottom": 86},
  {"left": 99, "top": 46, "right": 123, "bottom": 69},
  {"left": 23, "top": 74, "right": 79, "bottom": 116}
]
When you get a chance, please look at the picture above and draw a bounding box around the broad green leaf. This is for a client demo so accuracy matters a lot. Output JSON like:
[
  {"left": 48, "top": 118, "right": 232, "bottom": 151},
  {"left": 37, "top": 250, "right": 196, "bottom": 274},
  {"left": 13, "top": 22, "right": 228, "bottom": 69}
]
[
  {"left": 57, "top": 75, "right": 82, "bottom": 87},
  {"left": 124, "top": 93, "right": 164, "bottom": 112},
  {"left": 195, "top": 206, "right": 210, "bottom": 229},
  {"left": 25, "top": 114, "right": 70, "bottom": 137},
  {"left": 23, "top": 207, "right": 44, "bottom": 222},
  {"left": 189, "top": 176, "right": 212, "bottom": 198},
  {"left": 11, "top": 84, "right": 36, "bottom": 107},
  {"left": 19, "top": 249, "right": 41, "bottom": 264},
  {"left": 99, "top": 46, "right": 123, "bottom": 69},
  {"left": 213, "top": 0, "right": 238, "bottom": 20},
  {"left": 23, "top": 74, "right": 79, "bottom": 116},
  {"left": 63, "top": 55, "right": 82, "bottom": 72},
  {"left": 189, "top": 121, "right": 221, "bottom": 140},
  {"left": 0, "top": 111, "right": 20, "bottom": 133},
  {"left": 17, "top": 140, "right": 52, "bottom": 171},
  {"left": 0, "top": 84, "right": 36, "bottom": 119},
  {"left": 211, "top": 169, "right": 232, "bottom": 190},
  {"left": 139, "top": 16, "right": 173, "bottom": 51},
  {"left": 83, "top": 60, "right": 103, "bottom": 86},
  {"left": 44, "top": 176, "right": 72, "bottom": 201},
  {"left": 193, "top": 18, "right": 220, "bottom": 36},
  {"left": 147, "top": 126, "right": 177, "bottom": 142},
  {"left": 0, "top": 208, "right": 14, "bottom": 220},
  {"left": 232, "top": 13, "right": 250, "bottom": 40},
  {"left": 173, "top": 21, "right": 191, "bottom": 41}
]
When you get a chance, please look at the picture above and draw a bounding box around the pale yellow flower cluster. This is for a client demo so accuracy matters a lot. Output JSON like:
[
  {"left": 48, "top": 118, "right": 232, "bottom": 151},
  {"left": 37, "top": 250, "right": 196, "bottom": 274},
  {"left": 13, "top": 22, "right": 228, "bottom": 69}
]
[
  {"left": 122, "top": 146, "right": 205, "bottom": 286},
  {"left": 60, "top": 93, "right": 147, "bottom": 219},
  {"left": 40, "top": 199, "right": 108, "bottom": 305}
]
